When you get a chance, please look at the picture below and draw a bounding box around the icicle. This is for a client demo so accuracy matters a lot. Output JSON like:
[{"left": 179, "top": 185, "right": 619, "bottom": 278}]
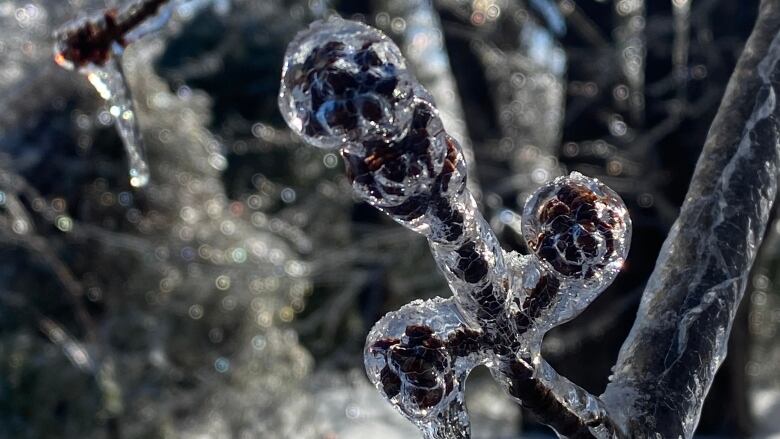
[
  {"left": 671, "top": 0, "right": 691, "bottom": 101},
  {"left": 613, "top": 0, "right": 645, "bottom": 125},
  {"left": 51, "top": 1, "right": 176, "bottom": 188},
  {"left": 85, "top": 48, "right": 150, "bottom": 188}
]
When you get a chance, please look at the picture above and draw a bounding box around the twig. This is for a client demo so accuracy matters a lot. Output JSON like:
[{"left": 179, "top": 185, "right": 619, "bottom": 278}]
[{"left": 280, "top": 17, "right": 631, "bottom": 439}]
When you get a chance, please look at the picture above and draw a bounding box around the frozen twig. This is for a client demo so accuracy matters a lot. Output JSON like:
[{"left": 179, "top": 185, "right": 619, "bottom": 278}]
[{"left": 279, "top": 17, "right": 631, "bottom": 439}]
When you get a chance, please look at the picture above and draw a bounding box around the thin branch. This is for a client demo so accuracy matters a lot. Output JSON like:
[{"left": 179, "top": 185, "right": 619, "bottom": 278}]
[{"left": 499, "top": 357, "right": 625, "bottom": 439}]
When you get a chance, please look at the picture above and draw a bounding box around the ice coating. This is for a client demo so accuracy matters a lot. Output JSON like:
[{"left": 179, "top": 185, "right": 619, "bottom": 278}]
[
  {"left": 342, "top": 99, "right": 448, "bottom": 220},
  {"left": 278, "top": 17, "right": 418, "bottom": 149},
  {"left": 53, "top": 10, "right": 118, "bottom": 70},
  {"left": 522, "top": 172, "right": 631, "bottom": 292},
  {"left": 365, "top": 297, "right": 477, "bottom": 439},
  {"left": 53, "top": 0, "right": 171, "bottom": 70},
  {"left": 52, "top": 1, "right": 172, "bottom": 188},
  {"left": 280, "top": 18, "right": 632, "bottom": 439}
]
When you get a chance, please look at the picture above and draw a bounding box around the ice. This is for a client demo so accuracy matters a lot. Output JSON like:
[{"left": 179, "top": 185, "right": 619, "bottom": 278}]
[
  {"left": 378, "top": 0, "right": 480, "bottom": 197},
  {"left": 278, "top": 17, "right": 419, "bottom": 150},
  {"left": 123, "top": 1, "right": 175, "bottom": 43},
  {"left": 613, "top": 0, "right": 645, "bottom": 124},
  {"left": 85, "top": 54, "right": 150, "bottom": 188},
  {"left": 521, "top": 172, "right": 631, "bottom": 296},
  {"left": 602, "top": 8, "right": 780, "bottom": 437},
  {"left": 51, "top": 1, "right": 177, "bottom": 188},
  {"left": 365, "top": 297, "right": 475, "bottom": 439},
  {"left": 281, "top": 18, "right": 632, "bottom": 439},
  {"left": 2, "top": 2, "right": 317, "bottom": 435}
]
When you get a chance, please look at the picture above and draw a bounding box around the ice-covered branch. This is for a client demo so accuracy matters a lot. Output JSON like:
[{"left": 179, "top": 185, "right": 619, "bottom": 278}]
[
  {"left": 494, "top": 356, "right": 625, "bottom": 438},
  {"left": 279, "top": 17, "right": 631, "bottom": 439},
  {"left": 602, "top": 1, "right": 780, "bottom": 436}
]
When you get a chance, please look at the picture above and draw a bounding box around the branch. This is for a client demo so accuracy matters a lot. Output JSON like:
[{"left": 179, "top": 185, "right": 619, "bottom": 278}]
[
  {"left": 497, "top": 357, "right": 626, "bottom": 438},
  {"left": 602, "top": 1, "right": 780, "bottom": 436},
  {"left": 280, "top": 17, "right": 631, "bottom": 439}
]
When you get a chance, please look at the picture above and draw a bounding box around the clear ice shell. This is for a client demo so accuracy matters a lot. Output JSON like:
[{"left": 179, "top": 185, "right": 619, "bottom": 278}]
[
  {"left": 364, "top": 297, "right": 475, "bottom": 439},
  {"left": 123, "top": 1, "right": 174, "bottom": 43},
  {"left": 86, "top": 53, "right": 150, "bottom": 188},
  {"left": 522, "top": 171, "right": 631, "bottom": 293},
  {"left": 52, "top": 10, "right": 109, "bottom": 72},
  {"left": 278, "top": 17, "right": 418, "bottom": 149},
  {"left": 341, "top": 99, "right": 446, "bottom": 211}
]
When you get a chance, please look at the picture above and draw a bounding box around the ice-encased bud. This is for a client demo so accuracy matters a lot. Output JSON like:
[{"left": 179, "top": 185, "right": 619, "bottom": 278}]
[
  {"left": 522, "top": 172, "right": 631, "bottom": 292},
  {"left": 342, "top": 100, "right": 450, "bottom": 221},
  {"left": 365, "top": 298, "right": 480, "bottom": 427},
  {"left": 370, "top": 324, "right": 453, "bottom": 412},
  {"left": 278, "top": 17, "right": 416, "bottom": 149}
]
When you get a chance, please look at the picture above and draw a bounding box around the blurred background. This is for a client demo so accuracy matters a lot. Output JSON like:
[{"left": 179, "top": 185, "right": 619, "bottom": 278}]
[{"left": 0, "top": 0, "right": 778, "bottom": 437}]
